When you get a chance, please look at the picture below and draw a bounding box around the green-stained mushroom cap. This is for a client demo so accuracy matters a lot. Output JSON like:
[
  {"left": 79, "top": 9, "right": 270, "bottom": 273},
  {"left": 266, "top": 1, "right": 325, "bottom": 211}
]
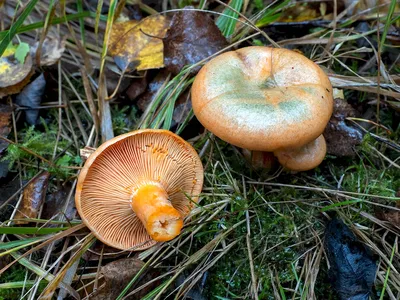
[{"left": 191, "top": 46, "right": 334, "bottom": 153}]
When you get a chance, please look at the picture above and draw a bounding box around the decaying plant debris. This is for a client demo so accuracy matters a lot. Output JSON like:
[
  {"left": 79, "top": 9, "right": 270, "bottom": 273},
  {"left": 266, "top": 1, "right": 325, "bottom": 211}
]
[{"left": 0, "top": 1, "right": 399, "bottom": 299}]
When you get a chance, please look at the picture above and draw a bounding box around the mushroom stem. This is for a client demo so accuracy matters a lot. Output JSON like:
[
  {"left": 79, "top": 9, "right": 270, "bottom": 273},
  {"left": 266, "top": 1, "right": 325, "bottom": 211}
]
[{"left": 131, "top": 183, "right": 183, "bottom": 242}]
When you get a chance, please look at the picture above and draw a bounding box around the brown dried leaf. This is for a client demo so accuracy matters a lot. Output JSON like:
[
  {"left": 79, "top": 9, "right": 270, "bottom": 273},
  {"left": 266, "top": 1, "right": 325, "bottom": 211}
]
[
  {"left": 376, "top": 191, "right": 400, "bottom": 227},
  {"left": 377, "top": 210, "right": 400, "bottom": 227},
  {"left": 80, "top": 146, "right": 96, "bottom": 162},
  {"left": 323, "top": 96, "right": 363, "bottom": 157},
  {"left": 126, "top": 76, "right": 148, "bottom": 101},
  {"left": 30, "top": 36, "right": 66, "bottom": 66},
  {"left": 14, "top": 172, "right": 50, "bottom": 224},
  {"left": 109, "top": 15, "right": 169, "bottom": 72},
  {"left": 91, "top": 258, "right": 159, "bottom": 300},
  {"left": 0, "top": 103, "right": 12, "bottom": 154},
  {"left": 136, "top": 70, "right": 169, "bottom": 111},
  {"left": 163, "top": 6, "right": 228, "bottom": 75},
  {"left": 42, "top": 184, "right": 76, "bottom": 222}
]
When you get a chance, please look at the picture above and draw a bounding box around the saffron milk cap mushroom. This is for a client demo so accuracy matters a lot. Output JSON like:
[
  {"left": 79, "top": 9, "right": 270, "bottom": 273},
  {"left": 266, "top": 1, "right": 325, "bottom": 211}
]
[
  {"left": 274, "top": 135, "right": 327, "bottom": 171},
  {"left": 191, "top": 46, "right": 334, "bottom": 171},
  {"left": 75, "top": 129, "right": 203, "bottom": 250}
]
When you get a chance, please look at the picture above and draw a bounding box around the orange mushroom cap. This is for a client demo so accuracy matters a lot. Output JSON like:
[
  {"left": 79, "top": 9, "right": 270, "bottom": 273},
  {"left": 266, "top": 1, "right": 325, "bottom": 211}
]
[
  {"left": 192, "top": 46, "right": 334, "bottom": 152},
  {"left": 274, "top": 135, "right": 327, "bottom": 172},
  {"left": 75, "top": 129, "right": 203, "bottom": 251}
]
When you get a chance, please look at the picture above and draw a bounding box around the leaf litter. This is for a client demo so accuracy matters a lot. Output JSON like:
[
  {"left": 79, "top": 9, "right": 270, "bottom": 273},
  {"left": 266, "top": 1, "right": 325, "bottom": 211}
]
[
  {"left": 163, "top": 7, "right": 228, "bottom": 75},
  {"left": 13, "top": 171, "right": 50, "bottom": 224}
]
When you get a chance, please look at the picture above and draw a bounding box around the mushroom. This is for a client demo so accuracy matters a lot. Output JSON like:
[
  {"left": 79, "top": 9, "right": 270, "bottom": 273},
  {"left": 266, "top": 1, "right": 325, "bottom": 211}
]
[
  {"left": 191, "top": 46, "right": 333, "bottom": 171},
  {"left": 274, "top": 135, "right": 327, "bottom": 172},
  {"left": 75, "top": 129, "right": 203, "bottom": 250}
]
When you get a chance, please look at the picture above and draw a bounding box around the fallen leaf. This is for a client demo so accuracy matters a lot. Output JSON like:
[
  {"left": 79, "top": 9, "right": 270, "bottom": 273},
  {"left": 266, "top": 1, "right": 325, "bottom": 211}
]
[
  {"left": 324, "top": 217, "right": 377, "bottom": 300},
  {"left": 91, "top": 258, "right": 159, "bottom": 300},
  {"left": 42, "top": 184, "right": 76, "bottom": 223},
  {"left": 323, "top": 96, "right": 363, "bottom": 157},
  {"left": 171, "top": 90, "right": 192, "bottom": 129},
  {"left": 0, "top": 103, "right": 12, "bottom": 154},
  {"left": 0, "top": 52, "right": 33, "bottom": 98},
  {"left": 278, "top": 3, "right": 320, "bottom": 22},
  {"left": 126, "top": 75, "right": 148, "bottom": 101},
  {"left": 163, "top": 6, "right": 228, "bottom": 75},
  {"left": 14, "top": 42, "right": 30, "bottom": 64},
  {"left": 109, "top": 15, "right": 169, "bottom": 72},
  {"left": 15, "top": 73, "right": 46, "bottom": 125},
  {"left": 30, "top": 36, "right": 66, "bottom": 66},
  {"left": 80, "top": 146, "right": 96, "bottom": 162},
  {"left": 136, "top": 70, "right": 169, "bottom": 111},
  {"left": 14, "top": 172, "right": 50, "bottom": 224},
  {"left": 376, "top": 190, "right": 400, "bottom": 227},
  {"left": 0, "top": 175, "right": 21, "bottom": 216}
]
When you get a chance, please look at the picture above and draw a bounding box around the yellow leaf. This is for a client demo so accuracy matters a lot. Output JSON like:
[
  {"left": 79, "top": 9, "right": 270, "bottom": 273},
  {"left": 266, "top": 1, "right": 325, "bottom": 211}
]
[
  {"left": 109, "top": 15, "right": 170, "bottom": 72},
  {"left": 278, "top": 4, "right": 319, "bottom": 22}
]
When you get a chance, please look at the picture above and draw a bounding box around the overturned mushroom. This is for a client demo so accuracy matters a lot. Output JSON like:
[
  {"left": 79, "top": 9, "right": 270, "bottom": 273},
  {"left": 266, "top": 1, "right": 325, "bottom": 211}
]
[
  {"left": 75, "top": 129, "right": 203, "bottom": 250},
  {"left": 192, "top": 46, "right": 333, "bottom": 171}
]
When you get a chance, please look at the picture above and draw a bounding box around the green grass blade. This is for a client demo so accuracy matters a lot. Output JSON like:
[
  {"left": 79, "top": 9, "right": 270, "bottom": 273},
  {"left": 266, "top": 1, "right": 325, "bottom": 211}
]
[
  {"left": 0, "top": 11, "right": 100, "bottom": 40},
  {"left": 0, "top": 0, "right": 40, "bottom": 56},
  {"left": 255, "top": 0, "right": 290, "bottom": 28},
  {"left": 0, "top": 237, "right": 44, "bottom": 250},
  {"left": 379, "top": 0, "right": 397, "bottom": 52},
  {"left": 216, "top": 0, "right": 243, "bottom": 37},
  {"left": 321, "top": 199, "right": 362, "bottom": 212},
  {"left": 0, "top": 280, "right": 45, "bottom": 289},
  {"left": 379, "top": 239, "right": 397, "bottom": 299},
  {"left": 77, "top": 0, "right": 86, "bottom": 46},
  {"left": 0, "top": 227, "right": 69, "bottom": 235}
]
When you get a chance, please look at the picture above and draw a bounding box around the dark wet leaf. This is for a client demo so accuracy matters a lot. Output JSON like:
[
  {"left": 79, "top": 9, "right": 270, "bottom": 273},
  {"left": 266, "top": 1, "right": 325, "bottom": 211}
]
[
  {"left": 0, "top": 103, "right": 12, "bottom": 154},
  {"left": 15, "top": 73, "right": 46, "bottom": 125},
  {"left": 171, "top": 89, "right": 191, "bottom": 129},
  {"left": 0, "top": 103, "right": 12, "bottom": 178},
  {"left": 324, "top": 217, "right": 377, "bottom": 300},
  {"left": 136, "top": 70, "right": 169, "bottom": 111},
  {"left": 14, "top": 172, "right": 50, "bottom": 224},
  {"left": 126, "top": 76, "right": 148, "bottom": 101},
  {"left": 42, "top": 184, "right": 76, "bottom": 223},
  {"left": 163, "top": 6, "right": 228, "bottom": 75},
  {"left": 91, "top": 258, "right": 159, "bottom": 300},
  {"left": 324, "top": 96, "right": 363, "bottom": 157},
  {"left": 176, "top": 272, "right": 207, "bottom": 300},
  {"left": 376, "top": 190, "right": 400, "bottom": 227},
  {"left": 0, "top": 175, "right": 21, "bottom": 219}
]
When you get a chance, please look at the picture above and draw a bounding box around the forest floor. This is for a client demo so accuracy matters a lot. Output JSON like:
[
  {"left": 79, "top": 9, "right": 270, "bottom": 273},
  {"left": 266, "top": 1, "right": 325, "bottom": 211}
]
[{"left": 0, "top": 1, "right": 399, "bottom": 299}]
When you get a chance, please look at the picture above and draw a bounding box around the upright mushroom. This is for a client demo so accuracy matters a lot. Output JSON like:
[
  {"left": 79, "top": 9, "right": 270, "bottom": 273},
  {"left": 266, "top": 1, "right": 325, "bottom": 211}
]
[
  {"left": 75, "top": 129, "right": 203, "bottom": 250},
  {"left": 192, "top": 46, "right": 333, "bottom": 171}
]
